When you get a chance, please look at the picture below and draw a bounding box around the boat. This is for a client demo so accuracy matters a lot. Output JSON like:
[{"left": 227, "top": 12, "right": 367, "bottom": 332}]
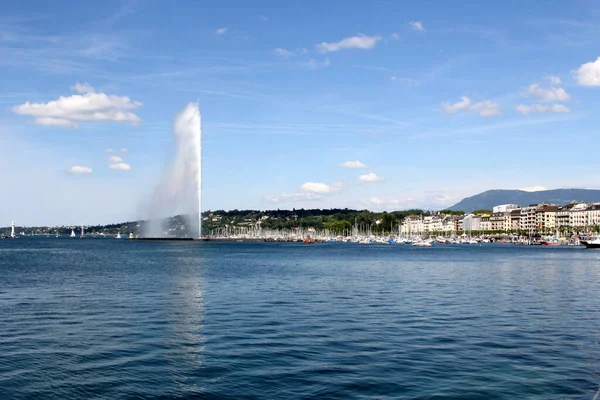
[
  {"left": 129, "top": 232, "right": 134, "bottom": 239},
  {"left": 70, "top": 229, "right": 76, "bottom": 238},
  {"left": 116, "top": 232, "right": 121, "bottom": 239},
  {"left": 541, "top": 238, "right": 561, "bottom": 246},
  {"left": 412, "top": 240, "right": 432, "bottom": 247},
  {"left": 581, "top": 237, "right": 600, "bottom": 249},
  {"left": 302, "top": 235, "right": 316, "bottom": 244},
  {"left": 80, "top": 225, "right": 85, "bottom": 238},
  {"left": 1, "top": 221, "right": 17, "bottom": 239}
]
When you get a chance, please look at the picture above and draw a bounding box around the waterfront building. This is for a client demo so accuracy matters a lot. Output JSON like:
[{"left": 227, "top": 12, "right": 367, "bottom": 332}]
[
  {"left": 556, "top": 204, "right": 573, "bottom": 229},
  {"left": 535, "top": 204, "right": 558, "bottom": 232},
  {"left": 402, "top": 215, "right": 424, "bottom": 235},
  {"left": 520, "top": 206, "right": 538, "bottom": 231},
  {"left": 441, "top": 215, "right": 459, "bottom": 232},
  {"left": 493, "top": 204, "right": 520, "bottom": 213},
  {"left": 586, "top": 203, "right": 600, "bottom": 227},
  {"left": 569, "top": 203, "right": 588, "bottom": 228},
  {"left": 462, "top": 214, "right": 481, "bottom": 232},
  {"left": 510, "top": 209, "right": 521, "bottom": 231},
  {"left": 480, "top": 214, "right": 491, "bottom": 231}
]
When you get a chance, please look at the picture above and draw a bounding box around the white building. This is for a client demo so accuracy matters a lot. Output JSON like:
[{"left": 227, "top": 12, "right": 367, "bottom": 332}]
[
  {"left": 462, "top": 214, "right": 481, "bottom": 231},
  {"left": 520, "top": 206, "right": 538, "bottom": 231},
  {"left": 493, "top": 204, "right": 520, "bottom": 213},
  {"left": 569, "top": 203, "right": 588, "bottom": 227},
  {"left": 402, "top": 215, "right": 424, "bottom": 235},
  {"left": 585, "top": 203, "right": 600, "bottom": 226}
]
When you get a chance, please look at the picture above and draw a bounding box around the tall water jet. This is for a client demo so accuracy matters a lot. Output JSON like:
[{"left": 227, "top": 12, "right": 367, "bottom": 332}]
[{"left": 142, "top": 102, "right": 202, "bottom": 238}]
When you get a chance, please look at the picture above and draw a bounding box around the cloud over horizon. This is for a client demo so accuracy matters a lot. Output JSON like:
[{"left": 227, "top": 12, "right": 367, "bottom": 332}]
[
  {"left": 11, "top": 84, "right": 142, "bottom": 128},
  {"left": 67, "top": 165, "right": 92, "bottom": 174},
  {"left": 359, "top": 173, "right": 384, "bottom": 182},
  {"left": 516, "top": 103, "right": 570, "bottom": 114},
  {"left": 442, "top": 96, "right": 500, "bottom": 117},
  {"left": 108, "top": 162, "right": 131, "bottom": 171},
  {"left": 340, "top": 160, "right": 367, "bottom": 168},
  {"left": 574, "top": 56, "right": 600, "bottom": 86},
  {"left": 409, "top": 21, "right": 424, "bottom": 32},
  {"left": 317, "top": 35, "right": 381, "bottom": 53},
  {"left": 524, "top": 83, "right": 570, "bottom": 103}
]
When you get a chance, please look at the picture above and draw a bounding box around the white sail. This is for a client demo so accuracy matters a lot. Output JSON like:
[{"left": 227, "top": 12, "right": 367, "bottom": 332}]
[{"left": 70, "top": 230, "right": 76, "bottom": 237}]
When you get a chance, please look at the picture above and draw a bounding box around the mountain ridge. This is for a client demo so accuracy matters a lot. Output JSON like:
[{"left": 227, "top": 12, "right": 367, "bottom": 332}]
[{"left": 447, "top": 189, "right": 600, "bottom": 212}]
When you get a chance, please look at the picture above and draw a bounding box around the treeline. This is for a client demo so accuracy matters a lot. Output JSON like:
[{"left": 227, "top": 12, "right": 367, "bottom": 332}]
[
  {"left": 2, "top": 208, "right": 467, "bottom": 236},
  {"left": 202, "top": 208, "right": 465, "bottom": 234}
]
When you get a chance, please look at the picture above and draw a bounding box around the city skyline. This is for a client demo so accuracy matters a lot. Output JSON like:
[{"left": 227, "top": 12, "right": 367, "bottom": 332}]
[{"left": 2, "top": 0, "right": 600, "bottom": 225}]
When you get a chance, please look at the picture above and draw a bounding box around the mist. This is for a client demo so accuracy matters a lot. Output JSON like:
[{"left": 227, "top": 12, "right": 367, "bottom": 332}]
[{"left": 141, "top": 102, "right": 202, "bottom": 237}]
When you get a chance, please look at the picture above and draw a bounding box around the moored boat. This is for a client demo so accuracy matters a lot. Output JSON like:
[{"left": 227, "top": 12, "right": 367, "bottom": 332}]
[
  {"left": 581, "top": 237, "right": 600, "bottom": 249},
  {"left": 302, "top": 235, "right": 316, "bottom": 244},
  {"left": 412, "top": 240, "right": 432, "bottom": 247}
]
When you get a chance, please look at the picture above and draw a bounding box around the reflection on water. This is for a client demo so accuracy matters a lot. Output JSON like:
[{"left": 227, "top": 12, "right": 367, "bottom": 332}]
[{"left": 1, "top": 239, "right": 600, "bottom": 399}]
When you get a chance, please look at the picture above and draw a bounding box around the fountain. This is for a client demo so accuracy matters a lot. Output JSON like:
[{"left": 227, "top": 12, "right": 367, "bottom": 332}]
[{"left": 138, "top": 102, "right": 203, "bottom": 240}]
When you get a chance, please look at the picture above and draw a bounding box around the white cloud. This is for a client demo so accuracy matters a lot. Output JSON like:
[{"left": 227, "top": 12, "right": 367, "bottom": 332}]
[
  {"left": 409, "top": 21, "right": 425, "bottom": 32},
  {"left": 71, "top": 82, "right": 95, "bottom": 94},
  {"left": 516, "top": 103, "right": 570, "bottom": 115},
  {"left": 391, "top": 76, "right": 420, "bottom": 86},
  {"left": 273, "top": 48, "right": 296, "bottom": 59},
  {"left": 442, "top": 96, "right": 500, "bottom": 117},
  {"left": 370, "top": 197, "right": 383, "bottom": 205},
  {"left": 470, "top": 100, "right": 500, "bottom": 117},
  {"left": 108, "top": 162, "right": 131, "bottom": 171},
  {"left": 340, "top": 160, "right": 367, "bottom": 168},
  {"left": 120, "top": 148, "right": 127, "bottom": 153},
  {"left": 67, "top": 165, "right": 92, "bottom": 174},
  {"left": 106, "top": 148, "right": 113, "bottom": 153},
  {"left": 11, "top": 84, "right": 142, "bottom": 128},
  {"left": 390, "top": 33, "right": 400, "bottom": 40},
  {"left": 574, "top": 57, "right": 600, "bottom": 86},
  {"left": 300, "top": 182, "right": 341, "bottom": 193},
  {"left": 525, "top": 84, "right": 570, "bottom": 102},
  {"left": 297, "top": 48, "right": 308, "bottom": 55},
  {"left": 316, "top": 35, "right": 381, "bottom": 53},
  {"left": 359, "top": 173, "right": 384, "bottom": 182},
  {"left": 521, "top": 185, "right": 547, "bottom": 192},
  {"left": 36, "top": 117, "right": 78, "bottom": 128},
  {"left": 267, "top": 181, "right": 342, "bottom": 203},
  {"left": 216, "top": 27, "right": 227, "bottom": 35},
  {"left": 546, "top": 75, "right": 561, "bottom": 85},
  {"left": 108, "top": 155, "right": 124, "bottom": 163},
  {"left": 306, "top": 58, "right": 331, "bottom": 70}
]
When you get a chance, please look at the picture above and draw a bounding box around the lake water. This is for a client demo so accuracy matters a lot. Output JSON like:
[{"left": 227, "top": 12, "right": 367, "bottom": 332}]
[{"left": 2, "top": 238, "right": 600, "bottom": 399}]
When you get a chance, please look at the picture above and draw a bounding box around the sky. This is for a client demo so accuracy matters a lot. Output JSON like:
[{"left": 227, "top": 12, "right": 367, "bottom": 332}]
[{"left": 2, "top": 0, "right": 600, "bottom": 226}]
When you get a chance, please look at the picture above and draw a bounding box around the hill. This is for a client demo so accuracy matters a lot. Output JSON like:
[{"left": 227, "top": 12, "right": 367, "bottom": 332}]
[{"left": 447, "top": 189, "right": 600, "bottom": 212}]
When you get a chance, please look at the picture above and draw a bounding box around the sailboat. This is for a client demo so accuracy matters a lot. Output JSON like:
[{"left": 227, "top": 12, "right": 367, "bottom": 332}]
[
  {"left": 129, "top": 232, "right": 134, "bottom": 239},
  {"left": 80, "top": 225, "right": 84, "bottom": 239},
  {"left": 70, "top": 229, "right": 76, "bottom": 238},
  {"left": 116, "top": 232, "right": 121, "bottom": 239}
]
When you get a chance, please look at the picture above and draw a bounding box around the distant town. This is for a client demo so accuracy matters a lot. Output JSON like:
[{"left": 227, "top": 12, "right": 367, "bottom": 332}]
[
  {"left": 3, "top": 201, "right": 600, "bottom": 239},
  {"left": 402, "top": 202, "right": 600, "bottom": 235}
]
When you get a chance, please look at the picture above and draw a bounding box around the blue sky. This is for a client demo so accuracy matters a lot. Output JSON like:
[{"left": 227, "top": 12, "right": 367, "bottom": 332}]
[{"left": 2, "top": 0, "right": 600, "bottom": 225}]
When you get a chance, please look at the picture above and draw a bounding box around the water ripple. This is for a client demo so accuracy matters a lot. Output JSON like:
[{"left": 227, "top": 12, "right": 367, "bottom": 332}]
[{"left": 2, "top": 240, "right": 600, "bottom": 399}]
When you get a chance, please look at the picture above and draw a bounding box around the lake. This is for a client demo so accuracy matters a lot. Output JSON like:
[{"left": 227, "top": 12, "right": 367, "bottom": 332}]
[{"left": 1, "top": 238, "right": 600, "bottom": 399}]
